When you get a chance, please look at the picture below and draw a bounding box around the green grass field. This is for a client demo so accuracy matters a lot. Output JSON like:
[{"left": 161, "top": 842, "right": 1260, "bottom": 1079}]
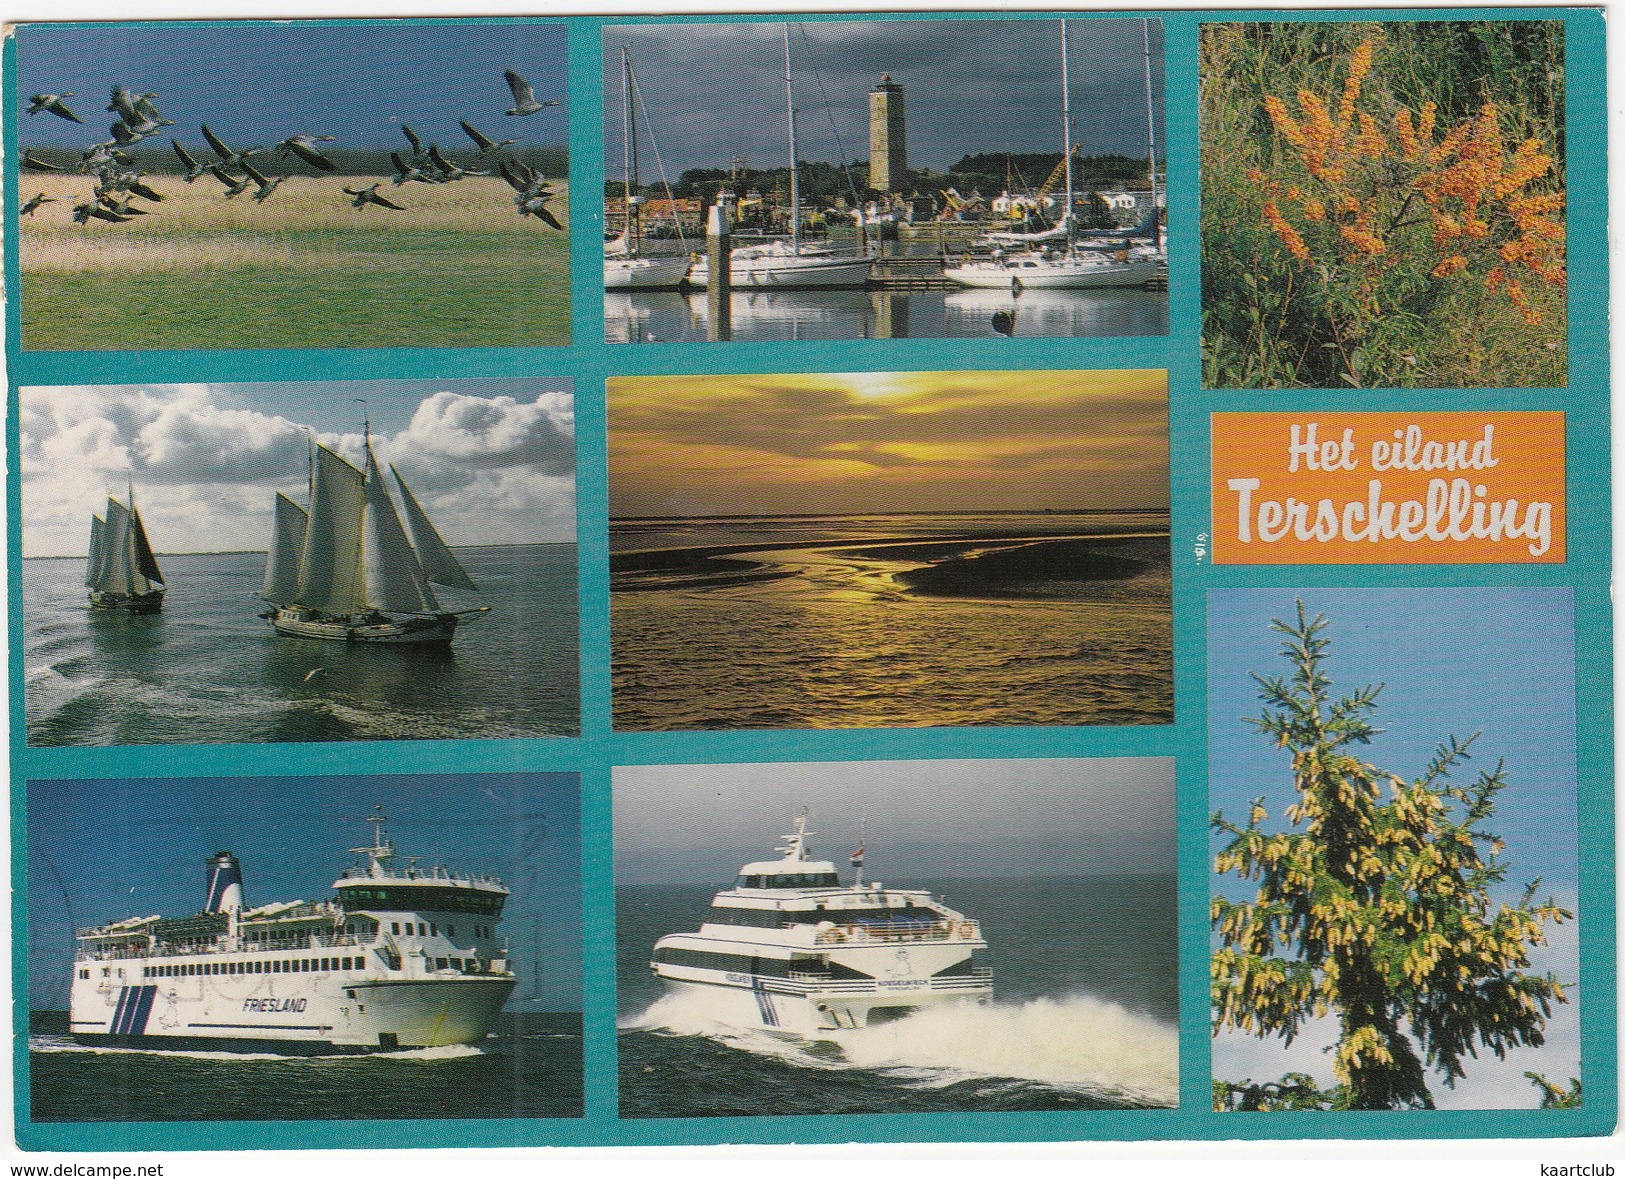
[{"left": 18, "top": 173, "right": 571, "bottom": 351}]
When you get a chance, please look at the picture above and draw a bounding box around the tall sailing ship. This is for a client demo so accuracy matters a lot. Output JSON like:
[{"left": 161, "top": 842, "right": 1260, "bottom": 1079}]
[
  {"left": 69, "top": 810, "right": 516, "bottom": 1054},
  {"left": 261, "top": 433, "right": 487, "bottom": 646},
  {"left": 86, "top": 490, "right": 165, "bottom": 613}
]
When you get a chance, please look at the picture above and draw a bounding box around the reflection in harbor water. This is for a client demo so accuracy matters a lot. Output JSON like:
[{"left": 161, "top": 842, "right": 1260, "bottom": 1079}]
[{"left": 604, "top": 285, "right": 1168, "bottom": 343}]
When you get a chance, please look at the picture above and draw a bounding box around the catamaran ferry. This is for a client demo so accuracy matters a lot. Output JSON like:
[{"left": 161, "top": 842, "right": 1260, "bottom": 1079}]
[
  {"left": 651, "top": 811, "right": 992, "bottom": 1036},
  {"left": 69, "top": 811, "right": 516, "bottom": 1054}
]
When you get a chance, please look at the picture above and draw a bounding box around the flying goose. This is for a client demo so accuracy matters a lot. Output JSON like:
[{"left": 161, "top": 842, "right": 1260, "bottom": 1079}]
[
  {"left": 501, "top": 161, "right": 563, "bottom": 228},
  {"left": 73, "top": 200, "right": 131, "bottom": 223},
  {"left": 27, "top": 92, "right": 82, "bottom": 122},
  {"left": 20, "top": 193, "right": 57, "bottom": 216},
  {"left": 390, "top": 151, "right": 429, "bottom": 186},
  {"left": 344, "top": 183, "right": 406, "bottom": 211},
  {"left": 503, "top": 69, "right": 559, "bottom": 116},
  {"left": 428, "top": 143, "right": 487, "bottom": 181},
  {"left": 201, "top": 123, "right": 260, "bottom": 169},
  {"left": 460, "top": 120, "right": 515, "bottom": 158},
  {"left": 276, "top": 134, "right": 337, "bottom": 172},
  {"left": 242, "top": 161, "right": 286, "bottom": 202},
  {"left": 206, "top": 164, "right": 252, "bottom": 199},
  {"left": 171, "top": 138, "right": 208, "bottom": 182},
  {"left": 22, "top": 151, "right": 63, "bottom": 172}
]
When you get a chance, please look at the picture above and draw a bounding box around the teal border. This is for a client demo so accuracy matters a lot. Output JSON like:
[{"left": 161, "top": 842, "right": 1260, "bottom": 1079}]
[{"left": 6, "top": 6, "right": 1613, "bottom": 1150}]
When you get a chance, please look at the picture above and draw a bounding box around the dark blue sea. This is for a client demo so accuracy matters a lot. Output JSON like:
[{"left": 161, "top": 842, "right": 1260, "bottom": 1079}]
[
  {"left": 611, "top": 512, "right": 1172, "bottom": 730},
  {"left": 617, "top": 875, "right": 1179, "bottom": 1117},
  {"left": 27, "top": 1010, "right": 582, "bottom": 1122},
  {"left": 22, "top": 544, "right": 579, "bottom": 745}
]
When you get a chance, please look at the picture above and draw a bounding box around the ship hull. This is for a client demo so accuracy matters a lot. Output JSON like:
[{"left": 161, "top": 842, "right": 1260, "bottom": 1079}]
[
  {"left": 687, "top": 251, "right": 873, "bottom": 289},
  {"left": 88, "top": 589, "right": 165, "bottom": 614},
  {"left": 943, "top": 255, "right": 1163, "bottom": 290},
  {"left": 266, "top": 607, "right": 459, "bottom": 646},
  {"left": 70, "top": 973, "right": 515, "bottom": 1053},
  {"left": 604, "top": 253, "right": 692, "bottom": 289},
  {"left": 654, "top": 970, "right": 991, "bottom": 1037}
]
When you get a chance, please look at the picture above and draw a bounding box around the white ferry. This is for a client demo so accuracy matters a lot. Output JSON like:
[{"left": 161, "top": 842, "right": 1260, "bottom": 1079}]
[
  {"left": 651, "top": 811, "right": 991, "bottom": 1036},
  {"left": 69, "top": 811, "right": 516, "bottom": 1054}
]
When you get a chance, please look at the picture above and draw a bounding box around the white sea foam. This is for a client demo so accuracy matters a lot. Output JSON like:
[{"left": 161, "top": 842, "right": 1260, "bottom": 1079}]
[
  {"left": 628, "top": 990, "right": 1178, "bottom": 1106},
  {"left": 368, "top": 1044, "right": 485, "bottom": 1063},
  {"left": 29, "top": 1034, "right": 485, "bottom": 1064},
  {"left": 31, "top": 1035, "right": 301, "bottom": 1063}
]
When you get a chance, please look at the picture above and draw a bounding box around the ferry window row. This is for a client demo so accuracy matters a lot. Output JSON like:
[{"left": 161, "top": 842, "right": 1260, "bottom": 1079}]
[
  {"left": 142, "top": 956, "right": 365, "bottom": 977},
  {"left": 735, "top": 872, "right": 842, "bottom": 889},
  {"left": 385, "top": 921, "right": 492, "bottom": 938},
  {"left": 339, "top": 885, "right": 505, "bottom": 916}
]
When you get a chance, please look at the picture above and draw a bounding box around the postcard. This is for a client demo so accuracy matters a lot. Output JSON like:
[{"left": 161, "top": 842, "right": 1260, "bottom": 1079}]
[{"left": 3, "top": 4, "right": 1612, "bottom": 1162}]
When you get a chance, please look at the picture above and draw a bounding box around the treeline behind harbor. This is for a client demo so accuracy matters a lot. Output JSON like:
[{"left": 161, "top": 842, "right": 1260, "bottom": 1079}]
[{"left": 655, "top": 151, "right": 1154, "bottom": 203}]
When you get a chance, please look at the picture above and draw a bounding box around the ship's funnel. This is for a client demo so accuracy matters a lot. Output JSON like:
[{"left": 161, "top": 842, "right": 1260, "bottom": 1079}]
[{"left": 205, "top": 851, "right": 244, "bottom": 913}]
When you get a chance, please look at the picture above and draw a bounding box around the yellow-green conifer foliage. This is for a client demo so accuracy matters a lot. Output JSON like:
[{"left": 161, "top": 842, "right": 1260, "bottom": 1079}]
[{"left": 1211, "top": 604, "right": 1570, "bottom": 1111}]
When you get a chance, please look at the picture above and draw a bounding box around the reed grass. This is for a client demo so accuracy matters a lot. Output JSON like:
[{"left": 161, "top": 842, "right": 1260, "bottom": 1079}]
[{"left": 18, "top": 174, "right": 571, "bottom": 350}]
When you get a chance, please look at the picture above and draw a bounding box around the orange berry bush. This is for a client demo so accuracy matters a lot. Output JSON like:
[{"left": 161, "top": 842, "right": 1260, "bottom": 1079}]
[{"left": 1202, "top": 22, "right": 1567, "bottom": 388}]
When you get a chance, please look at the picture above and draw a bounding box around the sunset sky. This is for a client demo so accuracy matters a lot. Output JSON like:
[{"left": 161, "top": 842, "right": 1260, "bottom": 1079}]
[{"left": 608, "top": 369, "right": 1168, "bottom": 520}]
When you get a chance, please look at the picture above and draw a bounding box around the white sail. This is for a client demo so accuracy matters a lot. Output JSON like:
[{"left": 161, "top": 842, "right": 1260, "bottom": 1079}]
[
  {"left": 86, "top": 513, "right": 107, "bottom": 589},
  {"left": 262, "top": 493, "right": 308, "bottom": 606},
  {"left": 98, "top": 499, "right": 141, "bottom": 596},
  {"left": 391, "top": 465, "right": 477, "bottom": 591},
  {"left": 295, "top": 445, "right": 368, "bottom": 615},
  {"left": 363, "top": 450, "right": 440, "bottom": 614}
]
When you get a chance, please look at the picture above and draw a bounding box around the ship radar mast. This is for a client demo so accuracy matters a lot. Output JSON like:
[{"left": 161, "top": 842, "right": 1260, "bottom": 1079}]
[
  {"left": 351, "top": 806, "right": 396, "bottom": 877},
  {"left": 777, "top": 808, "right": 813, "bottom": 863}
]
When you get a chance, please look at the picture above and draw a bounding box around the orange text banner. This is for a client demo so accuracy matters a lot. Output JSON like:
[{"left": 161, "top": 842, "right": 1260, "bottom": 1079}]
[{"left": 1211, "top": 412, "right": 1566, "bottom": 564}]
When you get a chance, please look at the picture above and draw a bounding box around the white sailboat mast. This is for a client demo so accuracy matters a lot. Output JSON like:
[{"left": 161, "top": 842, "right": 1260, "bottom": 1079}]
[
  {"left": 1142, "top": 18, "right": 1161, "bottom": 251},
  {"left": 1061, "top": 20, "right": 1074, "bottom": 255},
  {"left": 784, "top": 24, "right": 801, "bottom": 256},
  {"left": 621, "top": 45, "right": 638, "bottom": 254}
]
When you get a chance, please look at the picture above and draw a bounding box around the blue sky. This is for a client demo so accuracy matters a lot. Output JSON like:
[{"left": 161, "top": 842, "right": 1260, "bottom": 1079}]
[
  {"left": 27, "top": 772, "right": 582, "bottom": 1012},
  {"left": 1209, "top": 586, "right": 1578, "bottom": 888},
  {"left": 1208, "top": 587, "right": 1581, "bottom": 1109},
  {"left": 15, "top": 21, "right": 567, "bottom": 152},
  {"left": 604, "top": 16, "right": 1164, "bottom": 179}
]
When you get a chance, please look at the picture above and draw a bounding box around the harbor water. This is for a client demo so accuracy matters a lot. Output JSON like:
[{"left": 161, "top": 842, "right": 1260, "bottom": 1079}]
[{"left": 606, "top": 285, "right": 1168, "bottom": 343}]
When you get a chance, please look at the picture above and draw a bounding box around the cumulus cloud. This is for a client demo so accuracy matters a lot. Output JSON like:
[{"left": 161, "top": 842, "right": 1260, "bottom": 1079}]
[
  {"left": 21, "top": 383, "right": 576, "bottom": 556},
  {"left": 391, "top": 389, "right": 574, "bottom": 472}
]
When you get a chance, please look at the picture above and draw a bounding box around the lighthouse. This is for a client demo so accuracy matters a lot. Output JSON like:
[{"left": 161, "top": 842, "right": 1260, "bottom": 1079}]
[{"left": 868, "top": 75, "right": 906, "bottom": 194}]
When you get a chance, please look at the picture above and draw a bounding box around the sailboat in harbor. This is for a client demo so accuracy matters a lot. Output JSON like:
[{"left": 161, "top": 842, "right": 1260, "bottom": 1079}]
[
  {"left": 943, "top": 20, "right": 1162, "bottom": 291},
  {"left": 86, "top": 488, "right": 166, "bottom": 613},
  {"left": 261, "top": 431, "right": 488, "bottom": 646},
  {"left": 687, "top": 25, "right": 874, "bottom": 289},
  {"left": 604, "top": 45, "right": 693, "bottom": 290}
]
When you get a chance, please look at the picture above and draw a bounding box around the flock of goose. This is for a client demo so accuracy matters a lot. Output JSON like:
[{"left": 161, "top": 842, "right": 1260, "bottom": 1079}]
[{"left": 20, "top": 69, "right": 565, "bottom": 228}]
